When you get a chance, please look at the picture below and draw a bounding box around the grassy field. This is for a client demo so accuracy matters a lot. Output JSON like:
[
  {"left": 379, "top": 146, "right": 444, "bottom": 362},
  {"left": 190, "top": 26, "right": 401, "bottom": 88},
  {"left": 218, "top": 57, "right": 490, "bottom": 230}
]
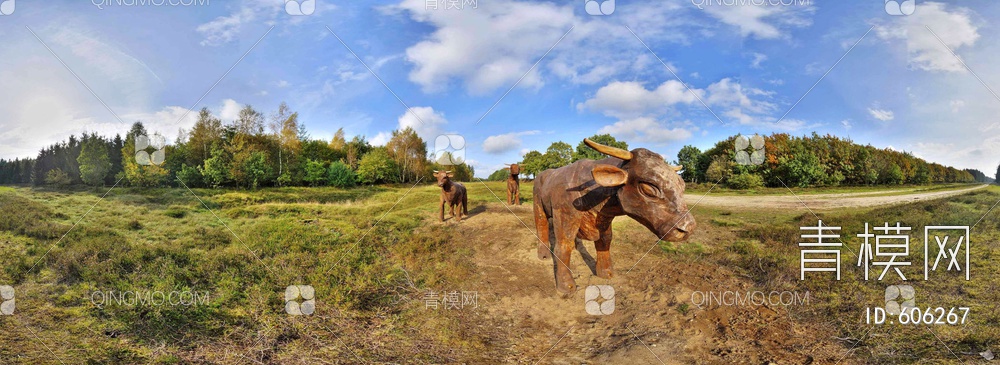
[{"left": 0, "top": 182, "right": 998, "bottom": 363}]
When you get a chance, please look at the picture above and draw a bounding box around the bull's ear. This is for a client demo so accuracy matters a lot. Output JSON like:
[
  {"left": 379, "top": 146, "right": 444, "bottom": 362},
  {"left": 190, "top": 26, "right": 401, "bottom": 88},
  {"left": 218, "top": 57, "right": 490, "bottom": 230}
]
[
  {"left": 592, "top": 165, "right": 628, "bottom": 187},
  {"left": 447, "top": 172, "right": 454, "bottom": 178}
]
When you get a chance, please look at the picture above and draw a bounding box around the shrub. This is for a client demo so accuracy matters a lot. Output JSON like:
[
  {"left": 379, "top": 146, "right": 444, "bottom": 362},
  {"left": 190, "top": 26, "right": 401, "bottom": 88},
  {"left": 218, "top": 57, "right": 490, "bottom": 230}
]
[
  {"left": 45, "top": 168, "right": 72, "bottom": 187},
  {"left": 303, "top": 159, "right": 328, "bottom": 187},
  {"left": 728, "top": 172, "right": 764, "bottom": 190},
  {"left": 327, "top": 161, "right": 357, "bottom": 188},
  {"left": 176, "top": 164, "right": 203, "bottom": 188},
  {"left": 357, "top": 148, "right": 398, "bottom": 184}
]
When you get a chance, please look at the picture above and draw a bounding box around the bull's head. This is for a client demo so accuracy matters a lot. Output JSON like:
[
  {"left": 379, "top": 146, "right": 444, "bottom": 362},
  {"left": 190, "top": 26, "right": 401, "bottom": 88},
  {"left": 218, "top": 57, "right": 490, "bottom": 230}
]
[
  {"left": 584, "top": 138, "right": 696, "bottom": 242},
  {"left": 432, "top": 170, "right": 453, "bottom": 187},
  {"left": 507, "top": 163, "right": 520, "bottom": 176}
]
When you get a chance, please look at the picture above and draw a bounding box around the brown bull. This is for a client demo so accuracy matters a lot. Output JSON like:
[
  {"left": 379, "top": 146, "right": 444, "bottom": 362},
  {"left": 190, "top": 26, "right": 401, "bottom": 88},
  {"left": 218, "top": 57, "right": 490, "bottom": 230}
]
[
  {"left": 506, "top": 163, "right": 521, "bottom": 205},
  {"left": 434, "top": 170, "right": 468, "bottom": 222},
  {"left": 532, "top": 138, "right": 696, "bottom": 294}
]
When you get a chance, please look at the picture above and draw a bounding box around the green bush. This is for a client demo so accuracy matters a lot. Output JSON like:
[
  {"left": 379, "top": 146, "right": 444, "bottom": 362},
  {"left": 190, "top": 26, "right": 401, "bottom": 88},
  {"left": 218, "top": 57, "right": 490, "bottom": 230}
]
[
  {"left": 728, "top": 172, "right": 764, "bottom": 190},
  {"left": 327, "top": 161, "right": 357, "bottom": 188},
  {"left": 357, "top": 148, "right": 398, "bottom": 184},
  {"left": 303, "top": 159, "right": 328, "bottom": 186},
  {"left": 176, "top": 164, "right": 203, "bottom": 188},
  {"left": 44, "top": 168, "right": 72, "bottom": 187}
]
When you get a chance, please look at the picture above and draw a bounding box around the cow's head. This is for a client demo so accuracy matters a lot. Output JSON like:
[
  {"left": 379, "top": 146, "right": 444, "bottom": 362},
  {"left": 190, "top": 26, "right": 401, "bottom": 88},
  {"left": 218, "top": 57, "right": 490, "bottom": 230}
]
[
  {"left": 508, "top": 163, "right": 520, "bottom": 176},
  {"left": 585, "top": 138, "right": 696, "bottom": 242},
  {"left": 432, "top": 170, "right": 453, "bottom": 187}
]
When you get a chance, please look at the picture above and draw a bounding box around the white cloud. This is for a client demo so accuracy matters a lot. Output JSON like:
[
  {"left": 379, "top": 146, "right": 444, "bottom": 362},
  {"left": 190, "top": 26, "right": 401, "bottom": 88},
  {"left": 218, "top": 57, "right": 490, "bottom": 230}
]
[
  {"left": 874, "top": 2, "right": 979, "bottom": 72},
  {"left": 868, "top": 108, "right": 895, "bottom": 121},
  {"left": 597, "top": 117, "right": 692, "bottom": 145},
  {"left": 841, "top": 119, "right": 852, "bottom": 130},
  {"left": 397, "top": 106, "right": 449, "bottom": 142},
  {"left": 482, "top": 130, "right": 540, "bottom": 154},
  {"left": 750, "top": 52, "right": 767, "bottom": 68},
  {"left": 578, "top": 80, "right": 701, "bottom": 118},
  {"left": 950, "top": 99, "right": 966, "bottom": 113},
  {"left": 701, "top": 2, "right": 815, "bottom": 40},
  {"left": 219, "top": 99, "right": 242, "bottom": 122},
  {"left": 196, "top": 1, "right": 336, "bottom": 46}
]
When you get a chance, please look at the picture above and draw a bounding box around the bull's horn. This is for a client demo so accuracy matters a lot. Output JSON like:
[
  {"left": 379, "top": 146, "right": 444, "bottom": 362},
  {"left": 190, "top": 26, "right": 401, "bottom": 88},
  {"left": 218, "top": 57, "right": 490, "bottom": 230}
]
[
  {"left": 445, "top": 171, "right": 451, "bottom": 173},
  {"left": 584, "top": 138, "right": 632, "bottom": 161},
  {"left": 433, "top": 170, "right": 439, "bottom": 173},
  {"left": 672, "top": 165, "right": 683, "bottom": 172}
]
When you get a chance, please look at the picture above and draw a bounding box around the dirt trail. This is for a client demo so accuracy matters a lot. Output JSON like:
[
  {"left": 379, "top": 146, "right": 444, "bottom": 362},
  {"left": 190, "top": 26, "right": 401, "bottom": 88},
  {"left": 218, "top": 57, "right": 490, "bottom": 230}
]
[
  {"left": 691, "top": 184, "right": 988, "bottom": 210},
  {"left": 439, "top": 202, "right": 852, "bottom": 364}
]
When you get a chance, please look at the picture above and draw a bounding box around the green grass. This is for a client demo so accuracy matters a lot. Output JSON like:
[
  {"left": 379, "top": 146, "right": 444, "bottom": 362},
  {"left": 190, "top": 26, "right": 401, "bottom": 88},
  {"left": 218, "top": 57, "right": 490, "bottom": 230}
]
[
  {"left": 1, "top": 181, "right": 997, "bottom": 363},
  {"left": 0, "top": 183, "right": 503, "bottom": 363},
  {"left": 686, "top": 182, "right": 977, "bottom": 196},
  {"left": 684, "top": 185, "right": 1000, "bottom": 363}
]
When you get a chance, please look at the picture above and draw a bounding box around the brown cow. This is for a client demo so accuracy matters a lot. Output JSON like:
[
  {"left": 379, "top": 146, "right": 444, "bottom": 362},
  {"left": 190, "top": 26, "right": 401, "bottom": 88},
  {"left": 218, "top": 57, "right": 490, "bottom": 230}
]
[
  {"left": 433, "top": 170, "right": 468, "bottom": 222},
  {"left": 506, "top": 163, "right": 521, "bottom": 205},
  {"left": 532, "top": 138, "right": 696, "bottom": 294}
]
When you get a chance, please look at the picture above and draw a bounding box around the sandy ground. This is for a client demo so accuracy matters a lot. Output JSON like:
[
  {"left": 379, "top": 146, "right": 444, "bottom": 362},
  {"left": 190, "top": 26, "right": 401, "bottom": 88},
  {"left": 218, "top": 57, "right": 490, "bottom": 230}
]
[{"left": 690, "top": 185, "right": 988, "bottom": 210}]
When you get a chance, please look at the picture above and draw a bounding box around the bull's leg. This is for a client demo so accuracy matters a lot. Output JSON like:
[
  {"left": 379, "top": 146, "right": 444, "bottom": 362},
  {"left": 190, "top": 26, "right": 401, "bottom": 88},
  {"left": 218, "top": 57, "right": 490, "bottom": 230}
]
[
  {"left": 594, "top": 216, "right": 615, "bottom": 279},
  {"left": 506, "top": 185, "right": 513, "bottom": 205},
  {"left": 439, "top": 200, "right": 446, "bottom": 222},
  {"left": 552, "top": 210, "right": 579, "bottom": 294},
  {"left": 450, "top": 204, "right": 457, "bottom": 220},
  {"left": 455, "top": 202, "right": 462, "bottom": 222},
  {"left": 533, "top": 199, "right": 551, "bottom": 260},
  {"left": 515, "top": 184, "right": 521, "bottom": 205}
]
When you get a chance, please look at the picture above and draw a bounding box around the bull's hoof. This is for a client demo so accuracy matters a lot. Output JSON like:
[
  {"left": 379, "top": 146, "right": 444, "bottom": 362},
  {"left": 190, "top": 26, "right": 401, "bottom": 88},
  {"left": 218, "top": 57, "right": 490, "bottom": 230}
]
[
  {"left": 556, "top": 280, "right": 576, "bottom": 295},
  {"left": 596, "top": 268, "right": 614, "bottom": 279},
  {"left": 537, "top": 244, "right": 551, "bottom": 260}
]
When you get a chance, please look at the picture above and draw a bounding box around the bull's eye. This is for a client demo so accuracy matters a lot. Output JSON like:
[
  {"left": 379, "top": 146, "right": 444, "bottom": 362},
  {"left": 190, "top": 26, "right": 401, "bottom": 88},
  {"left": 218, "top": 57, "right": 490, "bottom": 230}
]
[{"left": 638, "top": 182, "right": 660, "bottom": 197}]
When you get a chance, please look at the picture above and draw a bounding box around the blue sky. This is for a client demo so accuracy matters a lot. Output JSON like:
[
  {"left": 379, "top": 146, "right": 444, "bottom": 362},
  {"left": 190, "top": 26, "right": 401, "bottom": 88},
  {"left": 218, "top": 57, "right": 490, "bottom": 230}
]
[{"left": 1, "top": 0, "right": 999, "bottom": 177}]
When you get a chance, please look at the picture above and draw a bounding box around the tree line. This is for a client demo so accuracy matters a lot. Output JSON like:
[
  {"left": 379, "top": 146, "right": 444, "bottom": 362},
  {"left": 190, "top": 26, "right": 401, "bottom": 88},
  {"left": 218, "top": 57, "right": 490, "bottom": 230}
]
[
  {"left": 0, "top": 102, "right": 474, "bottom": 188},
  {"left": 489, "top": 133, "right": 987, "bottom": 189}
]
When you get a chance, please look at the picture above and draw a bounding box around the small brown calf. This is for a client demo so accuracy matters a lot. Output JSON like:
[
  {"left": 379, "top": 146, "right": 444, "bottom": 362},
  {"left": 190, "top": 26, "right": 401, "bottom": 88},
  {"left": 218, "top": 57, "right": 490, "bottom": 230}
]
[
  {"left": 433, "top": 170, "right": 468, "bottom": 222},
  {"left": 506, "top": 163, "right": 521, "bottom": 205}
]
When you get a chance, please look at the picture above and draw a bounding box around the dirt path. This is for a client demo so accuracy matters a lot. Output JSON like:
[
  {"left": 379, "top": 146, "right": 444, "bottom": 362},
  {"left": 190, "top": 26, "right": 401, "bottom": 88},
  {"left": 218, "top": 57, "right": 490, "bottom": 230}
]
[
  {"left": 439, "top": 202, "right": 852, "bottom": 364},
  {"left": 691, "top": 184, "right": 988, "bottom": 210}
]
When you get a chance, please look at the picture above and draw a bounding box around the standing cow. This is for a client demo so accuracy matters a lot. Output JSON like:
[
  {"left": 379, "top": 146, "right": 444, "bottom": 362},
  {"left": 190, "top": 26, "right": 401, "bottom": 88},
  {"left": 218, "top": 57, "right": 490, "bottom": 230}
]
[
  {"left": 434, "top": 170, "right": 468, "bottom": 222},
  {"left": 506, "top": 163, "right": 521, "bottom": 206},
  {"left": 533, "top": 138, "right": 696, "bottom": 294}
]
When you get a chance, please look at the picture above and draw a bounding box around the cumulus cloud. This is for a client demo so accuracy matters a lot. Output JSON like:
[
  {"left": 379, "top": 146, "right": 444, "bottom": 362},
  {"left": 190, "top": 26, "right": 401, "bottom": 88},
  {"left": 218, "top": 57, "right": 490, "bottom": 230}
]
[
  {"left": 875, "top": 2, "right": 979, "bottom": 72},
  {"left": 482, "top": 130, "right": 540, "bottom": 154},
  {"left": 701, "top": 2, "right": 815, "bottom": 40},
  {"left": 597, "top": 117, "right": 692, "bottom": 145},
  {"left": 868, "top": 108, "right": 895, "bottom": 121}
]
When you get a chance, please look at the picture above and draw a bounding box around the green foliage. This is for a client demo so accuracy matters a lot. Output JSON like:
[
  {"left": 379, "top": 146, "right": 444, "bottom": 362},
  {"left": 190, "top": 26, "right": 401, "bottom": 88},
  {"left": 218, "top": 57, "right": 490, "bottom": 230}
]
[
  {"left": 572, "top": 134, "right": 628, "bottom": 162},
  {"left": 487, "top": 169, "right": 509, "bottom": 181},
  {"left": 202, "top": 148, "right": 229, "bottom": 188},
  {"left": 176, "top": 164, "right": 203, "bottom": 187},
  {"left": 303, "top": 159, "right": 328, "bottom": 186},
  {"left": 728, "top": 172, "right": 764, "bottom": 190},
  {"left": 242, "top": 151, "right": 271, "bottom": 189},
  {"left": 78, "top": 136, "right": 112, "bottom": 186},
  {"left": 327, "top": 161, "right": 357, "bottom": 188},
  {"left": 520, "top": 150, "right": 544, "bottom": 177},
  {"left": 675, "top": 145, "right": 702, "bottom": 183},
  {"left": 44, "top": 168, "right": 72, "bottom": 187},
  {"left": 357, "top": 148, "right": 398, "bottom": 184}
]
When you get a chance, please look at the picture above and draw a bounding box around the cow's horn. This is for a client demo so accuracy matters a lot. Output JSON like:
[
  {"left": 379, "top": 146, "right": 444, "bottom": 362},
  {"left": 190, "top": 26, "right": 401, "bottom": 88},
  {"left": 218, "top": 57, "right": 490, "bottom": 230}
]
[
  {"left": 672, "top": 165, "right": 683, "bottom": 172},
  {"left": 584, "top": 138, "right": 632, "bottom": 161},
  {"left": 433, "top": 170, "right": 439, "bottom": 173}
]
